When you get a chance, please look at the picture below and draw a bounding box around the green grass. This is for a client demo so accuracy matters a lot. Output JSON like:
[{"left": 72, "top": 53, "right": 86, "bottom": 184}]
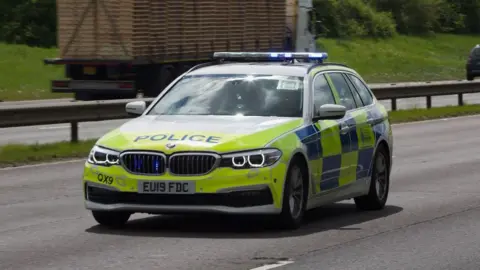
[
  {"left": 0, "top": 43, "right": 68, "bottom": 101},
  {"left": 2, "top": 105, "right": 480, "bottom": 168},
  {"left": 317, "top": 34, "right": 478, "bottom": 83},
  {"left": 1, "top": 33, "right": 479, "bottom": 101},
  {"left": 0, "top": 139, "right": 96, "bottom": 167}
]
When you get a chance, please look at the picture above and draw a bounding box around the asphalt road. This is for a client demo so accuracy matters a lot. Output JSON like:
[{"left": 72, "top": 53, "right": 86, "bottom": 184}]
[
  {"left": 1, "top": 115, "right": 480, "bottom": 270},
  {"left": 1, "top": 93, "right": 480, "bottom": 145}
]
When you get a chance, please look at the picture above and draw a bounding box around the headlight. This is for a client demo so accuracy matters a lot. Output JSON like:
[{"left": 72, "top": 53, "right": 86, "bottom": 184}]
[
  {"left": 87, "top": 145, "right": 120, "bottom": 166},
  {"left": 220, "top": 149, "right": 282, "bottom": 169}
]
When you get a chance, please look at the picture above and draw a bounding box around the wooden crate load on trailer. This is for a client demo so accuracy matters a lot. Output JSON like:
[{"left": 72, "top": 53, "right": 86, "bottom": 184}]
[{"left": 57, "top": 0, "right": 289, "bottom": 63}]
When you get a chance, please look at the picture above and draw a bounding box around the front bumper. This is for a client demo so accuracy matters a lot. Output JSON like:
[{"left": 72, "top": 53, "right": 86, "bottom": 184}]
[
  {"left": 83, "top": 161, "right": 287, "bottom": 215},
  {"left": 84, "top": 182, "right": 280, "bottom": 214}
]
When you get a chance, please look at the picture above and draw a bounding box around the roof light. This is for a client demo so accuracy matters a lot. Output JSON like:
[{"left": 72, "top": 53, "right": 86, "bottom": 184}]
[{"left": 212, "top": 52, "right": 328, "bottom": 62}]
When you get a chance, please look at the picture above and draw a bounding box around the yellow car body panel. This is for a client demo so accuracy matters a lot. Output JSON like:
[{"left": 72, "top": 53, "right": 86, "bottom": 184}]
[{"left": 83, "top": 116, "right": 305, "bottom": 211}]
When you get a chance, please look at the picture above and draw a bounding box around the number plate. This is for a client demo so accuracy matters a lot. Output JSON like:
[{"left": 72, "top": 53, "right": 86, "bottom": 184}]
[
  {"left": 138, "top": 181, "right": 195, "bottom": 194},
  {"left": 83, "top": 66, "right": 96, "bottom": 75}
]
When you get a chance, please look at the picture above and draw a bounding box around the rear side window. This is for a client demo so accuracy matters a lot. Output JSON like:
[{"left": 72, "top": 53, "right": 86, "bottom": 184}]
[
  {"left": 347, "top": 75, "right": 374, "bottom": 106},
  {"left": 344, "top": 74, "right": 365, "bottom": 107}
]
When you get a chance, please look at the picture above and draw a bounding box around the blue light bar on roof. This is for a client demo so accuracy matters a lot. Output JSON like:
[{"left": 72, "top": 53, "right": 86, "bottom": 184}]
[{"left": 212, "top": 52, "right": 328, "bottom": 61}]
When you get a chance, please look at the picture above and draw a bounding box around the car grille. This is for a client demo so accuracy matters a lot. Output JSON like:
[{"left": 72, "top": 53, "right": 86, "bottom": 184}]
[
  {"left": 121, "top": 152, "right": 166, "bottom": 175},
  {"left": 169, "top": 154, "right": 218, "bottom": 175},
  {"left": 120, "top": 152, "right": 218, "bottom": 176}
]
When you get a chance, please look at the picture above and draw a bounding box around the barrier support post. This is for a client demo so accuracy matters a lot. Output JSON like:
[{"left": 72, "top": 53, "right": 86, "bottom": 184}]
[
  {"left": 71, "top": 121, "right": 78, "bottom": 143},
  {"left": 391, "top": 98, "right": 397, "bottom": 111}
]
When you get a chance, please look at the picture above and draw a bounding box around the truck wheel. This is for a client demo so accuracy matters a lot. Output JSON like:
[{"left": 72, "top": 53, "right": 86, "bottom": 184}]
[
  {"left": 276, "top": 158, "right": 308, "bottom": 230},
  {"left": 354, "top": 145, "right": 390, "bottom": 211},
  {"left": 92, "top": 211, "right": 131, "bottom": 228}
]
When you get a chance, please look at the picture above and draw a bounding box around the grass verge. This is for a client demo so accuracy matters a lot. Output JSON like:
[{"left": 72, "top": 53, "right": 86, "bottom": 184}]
[
  {"left": 317, "top": 34, "right": 475, "bottom": 83},
  {"left": 0, "top": 33, "right": 478, "bottom": 101},
  {"left": 0, "top": 43, "right": 68, "bottom": 101},
  {"left": 0, "top": 139, "right": 96, "bottom": 168},
  {"left": 2, "top": 105, "right": 480, "bottom": 168}
]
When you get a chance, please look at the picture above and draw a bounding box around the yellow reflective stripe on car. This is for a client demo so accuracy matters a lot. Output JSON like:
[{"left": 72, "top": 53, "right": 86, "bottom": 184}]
[
  {"left": 315, "top": 120, "right": 341, "bottom": 157},
  {"left": 350, "top": 109, "right": 376, "bottom": 149},
  {"left": 338, "top": 151, "right": 359, "bottom": 186}
]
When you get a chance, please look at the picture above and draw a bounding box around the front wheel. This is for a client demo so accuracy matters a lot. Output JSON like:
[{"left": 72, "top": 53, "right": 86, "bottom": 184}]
[
  {"left": 354, "top": 145, "right": 390, "bottom": 210},
  {"left": 92, "top": 211, "right": 131, "bottom": 228},
  {"left": 276, "top": 160, "right": 308, "bottom": 230}
]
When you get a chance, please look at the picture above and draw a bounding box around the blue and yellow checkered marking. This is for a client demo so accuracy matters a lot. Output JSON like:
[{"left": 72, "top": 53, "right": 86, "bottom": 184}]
[
  {"left": 295, "top": 124, "right": 322, "bottom": 160},
  {"left": 294, "top": 106, "right": 387, "bottom": 193}
]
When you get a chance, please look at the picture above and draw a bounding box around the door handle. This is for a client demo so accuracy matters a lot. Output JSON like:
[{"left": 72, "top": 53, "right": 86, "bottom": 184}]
[{"left": 340, "top": 124, "right": 352, "bottom": 134}]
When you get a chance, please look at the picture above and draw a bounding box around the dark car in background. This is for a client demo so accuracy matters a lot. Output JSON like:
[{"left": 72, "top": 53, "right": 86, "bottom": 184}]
[{"left": 467, "top": 44, "right": 480, "bottom": 81}]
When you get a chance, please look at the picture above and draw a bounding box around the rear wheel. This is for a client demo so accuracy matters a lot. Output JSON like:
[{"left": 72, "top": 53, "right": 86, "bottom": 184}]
[
  {"left": 467, "top": 74, "right": 475, "bottom": 81},
  {"left": 92, "top": 211, "right": 131, "bottom": 228},
  {"left": 276, "top": 160, "right": 308, "bottom": 229},
  {"left": 354, "top": 145, "right": 390, "bottom": 210}
]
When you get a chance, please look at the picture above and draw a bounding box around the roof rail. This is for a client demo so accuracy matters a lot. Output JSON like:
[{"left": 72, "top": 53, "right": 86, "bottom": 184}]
[
  {"left": 185, "top": 60, "right": 223, "bottom": 73},
  {"left": 307, "top": 62, "right": 350, "bottom": 72}
]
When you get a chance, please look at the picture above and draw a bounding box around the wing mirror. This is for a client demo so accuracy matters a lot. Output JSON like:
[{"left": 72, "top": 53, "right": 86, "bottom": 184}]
[
  {"left": 313, "top": 104, "right": 347, "bottom": 121},
  {"left": 126, "top": 101, "right": 146, "bottom": 116}
]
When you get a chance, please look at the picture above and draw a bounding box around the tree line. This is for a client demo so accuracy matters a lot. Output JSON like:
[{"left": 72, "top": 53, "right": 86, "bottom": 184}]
[
  {"left": 0, "top": 0, "right": 479, "bottom": 48},
  {"left": 313, "top": 0, "right": 480, "bottom": 38}
]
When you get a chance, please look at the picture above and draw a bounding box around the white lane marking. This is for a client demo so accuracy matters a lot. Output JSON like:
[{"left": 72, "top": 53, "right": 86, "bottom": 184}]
[
  {"left": 0, "top": 158, "right": 86, "bottom": 171},
  {"left": 249, "top": 260, "right": 295, "bottom": 270},
  {"left": 38, "top": 125, "right": 70, "bottom": 130}
]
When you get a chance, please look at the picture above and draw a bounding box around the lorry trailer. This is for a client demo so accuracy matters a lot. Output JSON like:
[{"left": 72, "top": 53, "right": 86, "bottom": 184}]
[{"left": 45, "top": 0, "right": 317, "bottom": 100}]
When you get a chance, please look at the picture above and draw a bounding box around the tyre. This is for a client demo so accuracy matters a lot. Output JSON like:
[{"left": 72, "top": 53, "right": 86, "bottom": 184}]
[
  {"left": 276, "top": 159, "right": 308, "bottom": 229},
  {"left": 354, "top": 145, "right": 390, "bottom": 211},
  {"left": 467, "top": 74, "right": 475, "bottom": 81},
  {"left": 92, "top": 211, "right": 131, "bottom": 228}
]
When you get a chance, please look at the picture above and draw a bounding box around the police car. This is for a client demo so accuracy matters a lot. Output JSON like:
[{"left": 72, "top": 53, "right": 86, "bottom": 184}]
[{"left": 83, "top": 52, "right": 394, "bottom": 229}]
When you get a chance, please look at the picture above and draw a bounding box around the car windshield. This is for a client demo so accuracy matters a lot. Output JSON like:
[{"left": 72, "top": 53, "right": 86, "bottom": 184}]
[{"left": 147, "top": 74, "right": 304, "bottom": 117}]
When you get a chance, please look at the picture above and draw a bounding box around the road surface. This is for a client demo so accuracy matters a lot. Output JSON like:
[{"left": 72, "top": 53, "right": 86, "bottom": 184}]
[
  {"left": 1, "top": 115, "right": 480, "bottom": 270},
  {"left": 1, "top": 93, "right": 480, "bottom": 145}
]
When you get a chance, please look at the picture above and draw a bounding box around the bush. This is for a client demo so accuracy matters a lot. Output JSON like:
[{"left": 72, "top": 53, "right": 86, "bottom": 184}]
[
  {"left": 313, "top": 0, "right": 480, "bottom": 37},
  {"left": 448, "top": 0, "right": 480, "bottom": 34},
  {"left": 366, "top": 0, "right": 480, "bottom": 35},
  {"left": 372, "top": 0, "right": 446, "bottom": 34},
  {"left": 0, "top": 0, "right": 57, "bottom": 48},
  {"left": 313, "top": 0, "right": 397, "bottom": 38}
]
